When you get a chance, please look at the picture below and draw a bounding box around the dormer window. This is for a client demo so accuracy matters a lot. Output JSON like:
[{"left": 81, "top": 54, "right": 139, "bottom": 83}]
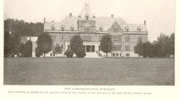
[
  {"left": 137, "top": 27, "right": 141, "bottom": 32},
  {"left": 70, "top": 27, "right": 74, "bottom": 31},
  {"left": 85, "top": 15, "right": 89, "bottom": 20},
  {"left": 51, "top": 24, "right": 55, "bottom": 31},
  {"left": 61, "top": 27, "right": 64, "bottom": 31},
  {"left": 125, "top": 26, "right": 129, "bottom": 32},
  {"left": 99, "top": 26, "right": 103, "bottom": 32}
]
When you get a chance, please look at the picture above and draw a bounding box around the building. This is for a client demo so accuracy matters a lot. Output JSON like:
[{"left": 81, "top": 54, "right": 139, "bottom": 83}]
[{"left": 43, "top": 3, "right": 148, "bottom": 58}]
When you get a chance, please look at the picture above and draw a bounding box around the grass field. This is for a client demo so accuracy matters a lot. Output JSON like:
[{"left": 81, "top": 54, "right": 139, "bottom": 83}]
[{"left": 4, "top": 58, "right": 174, "bottom": 85}]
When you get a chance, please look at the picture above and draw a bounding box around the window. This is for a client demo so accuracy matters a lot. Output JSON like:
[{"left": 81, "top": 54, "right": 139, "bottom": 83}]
[
  {"left": 85, "top": 45, "right": 95, "bottom": 52},
  {"left": 112, "top": 45, "right": 121, "bottom": 51},
  {"left": 113, "top": 28, "right": 119, "bottom": 32},
  {"left": 85, "top": 27, "right": 90, "bottom": 32},
  {"left": 125, "top": 36, "right": 130, "bottom": 43},
  {"left": 125, "top": 45, "right": 130, "bottom": 51},
  {"left": 70, "top": 27, "right": 74, "bottom": 31},
  {"left": 99, "top": 27, "right": 103, "bottom": 32},
  {"left": 113, "top": 35, "right": 121, "bottom": 42},
  {"left": 119, "top": 53, "right": 121, "bottom": 56},
  {"left": 61, "top": 27, "right": 64, "bottom": 31},
  {"left": 125, "top": 26, "right": 129, "bottom": 32},
  {"left": 51, "top": 35, "right": 56, "bottom": 41},
  {"left": 113, "top": 53, "right": 116, "bottom": 57},
  {"left": 51, "top": 24, "right": 55, "bottom": 31},
  {"left": 116, "top": 53, "right": 119, "bottom": 56},
  {"left": 92, "top": 45, "right": 95, "bottom": 52},
  {"left": 86, "top": 45, "right": 91, "bottom": 52},
  {"left": 86, "top": 15, "right": 89, "bottom": 20},
  {"left": 137, "top": 36, "right": 142, "bottom": 42},
  {"left": 83, "top": 36, "right": 91, "bottom": 41},
  {"left": 126, "top": 53, "right": 130, "bottom": 57},
  {"left": 68, "top": 45, "right": 70, "bottom": 50},
  {"left": 137, "top": 27, "right": 141, "bottom": 32}
]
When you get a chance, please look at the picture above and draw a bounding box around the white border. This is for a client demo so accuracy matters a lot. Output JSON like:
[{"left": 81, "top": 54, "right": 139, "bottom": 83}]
[{"left": 0, "top": 0, "right": 179, "bottom": 100}]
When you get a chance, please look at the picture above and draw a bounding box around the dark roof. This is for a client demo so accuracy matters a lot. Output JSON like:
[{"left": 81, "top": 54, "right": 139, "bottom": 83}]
[{"left": 44, "top": 16, "right": 147, "bottom": 33}]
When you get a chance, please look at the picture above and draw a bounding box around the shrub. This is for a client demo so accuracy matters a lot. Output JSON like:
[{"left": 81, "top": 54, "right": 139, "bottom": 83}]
[
  {"left": 76, "top": 47, "right": 86, "bottom": 58},
  {"left": 64, "top": 50, "right": 74, "bottom": 58},
  {"left": 35, "top": 47, "right": 42, "bottom": 57}
]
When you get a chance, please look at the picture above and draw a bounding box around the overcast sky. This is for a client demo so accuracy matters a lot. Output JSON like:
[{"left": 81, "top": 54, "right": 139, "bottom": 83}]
[{"left": 4, "top": 0, "right": 175, "bottom": 41}]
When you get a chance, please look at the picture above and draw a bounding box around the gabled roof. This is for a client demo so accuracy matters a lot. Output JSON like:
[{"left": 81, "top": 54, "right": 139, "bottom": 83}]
[
  {"left": 44, "top": 16, "right": 147, "bottom": 33},
  {"left": 127, "top": 24, "right": 147, "bottom": 32},
  {"left": 95, "top": 17, "right": 127, "bottom": 31}
]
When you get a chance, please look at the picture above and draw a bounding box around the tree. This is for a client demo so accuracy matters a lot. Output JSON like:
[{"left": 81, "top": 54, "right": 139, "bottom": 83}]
[
  {"left": 35, "top": 47, "right": 42, "bottom": 57},
  {"left": 23, "top": 40, "right": 32, "bottom": 57},
  {"left": 70, "top": 35, "right": 86, "bottom": 58},
  {"left": 100, "top": 35, "right": 112, "bottom": 57},
  {"left": 75, "top": 47, "right": 86, "bottom": 58},
  {"left": 54, "top": 44, "right": 62, "bottom": 55},
  {"left": 18, "top": 40, "right": 32, "bottom": 57},
  {"left": 37, "top": 33, "right": 52, "bottom": 57},
  {"left": 134, "top": 41, "right": 153, "bottom": 58},
  {"left": 134, "top": 40, "right": 143, "bottom": 57},
  {"left": 142, "top": 41, "right": 153, "bottom": 57},
  {"left": 4, "top": 32, "right": 20, "bottom": 57},
  {"left": 168, "top": 33, "right": 174, "bottom": 56},
  {"left": 156, "top": 34, "right": 170, "bottom": 57},
  {"left": 64, "top": 50, "right": 74, "bottom": 58}
]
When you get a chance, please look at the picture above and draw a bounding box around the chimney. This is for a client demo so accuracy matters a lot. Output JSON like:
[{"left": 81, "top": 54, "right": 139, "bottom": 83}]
[
  {"left": 43, "top": 17, "right": 46, "bottom": 23},
  {"left": 111, "top": 14, "right": 114, "bottom": 18},
  {"left": 144, "top": 20, "right": 147, "bottom": 26},
  {"left": 69, "top": 13, "right": 72, "bottom": 17}
]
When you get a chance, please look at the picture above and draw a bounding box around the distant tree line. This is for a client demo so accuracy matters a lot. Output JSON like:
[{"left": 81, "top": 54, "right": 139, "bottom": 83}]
[
  {"left": 4, "top": 18, "right": 43, "bottom": 57},
  {"left": 134, "top": 33, "right": 174, "bottom": 58}
]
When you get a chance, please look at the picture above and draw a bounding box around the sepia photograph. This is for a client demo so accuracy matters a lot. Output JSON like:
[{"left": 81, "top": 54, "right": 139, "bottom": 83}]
[{"left": 3, "top": 0, "right": 175, "bottom": 85}]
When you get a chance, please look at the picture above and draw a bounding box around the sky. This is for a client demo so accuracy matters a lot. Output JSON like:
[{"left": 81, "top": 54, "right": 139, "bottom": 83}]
[{"left": 4, "top": 0, "right": 175, "bottom": 41}]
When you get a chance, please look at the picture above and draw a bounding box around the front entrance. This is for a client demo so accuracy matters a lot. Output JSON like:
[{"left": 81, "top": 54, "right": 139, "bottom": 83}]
[
  {"left": 84, "top": 45, "right": 95, "bottom": 52},
  {"left": 64, "top": 42, "right": 101, "bottom": 58}
]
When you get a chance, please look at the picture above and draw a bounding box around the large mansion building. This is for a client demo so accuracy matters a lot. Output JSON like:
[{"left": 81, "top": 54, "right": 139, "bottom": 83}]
[{"left": 43, "top": 3, "right": 148, "bottom": 58}]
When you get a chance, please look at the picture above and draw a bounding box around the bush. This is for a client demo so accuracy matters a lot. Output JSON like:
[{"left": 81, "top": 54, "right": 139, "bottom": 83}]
[
  {"left": 35, "top": 47, "right": 42, "bottom": 57},
  {"left": 76, "top": 47, "right": 86, "bottom": 58},
  {"left": 37, "top": 33, "right": 52, "bottom": 57},
  {"left": 70, "top": 35, "right": 86, "bottom": 58},
  {"left": 64, "top": 50, "right": 74, "bottom": 58},
  {"left": 100, "top": 35, "right": 112, "bottom": 57}
]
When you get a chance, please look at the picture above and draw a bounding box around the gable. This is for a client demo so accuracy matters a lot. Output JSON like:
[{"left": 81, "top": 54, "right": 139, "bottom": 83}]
[{"left": 109, "top": 21, "right": 123, "bottom": 33}]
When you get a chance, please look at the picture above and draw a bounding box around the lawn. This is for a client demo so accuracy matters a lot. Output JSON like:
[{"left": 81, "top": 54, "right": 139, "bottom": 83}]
[{"left": 4, "top": 57, "right": 174, "bottom": 85}]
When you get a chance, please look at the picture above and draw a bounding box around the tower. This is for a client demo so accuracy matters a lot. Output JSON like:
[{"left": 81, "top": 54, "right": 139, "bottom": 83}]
[{"left": 78, "top": 3, "right": 96, "bottom": 33}]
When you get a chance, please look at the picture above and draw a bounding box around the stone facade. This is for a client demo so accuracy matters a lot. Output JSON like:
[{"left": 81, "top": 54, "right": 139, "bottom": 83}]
[{"left": 44, "top": 3, "right": 148, "bottom": 58}]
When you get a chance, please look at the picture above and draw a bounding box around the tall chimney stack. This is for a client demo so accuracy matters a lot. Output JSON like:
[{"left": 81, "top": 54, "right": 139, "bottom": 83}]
[
  {"left": 69, "top": 13, "right": 72, "bottom": 17},
  {"left": 43, "top": 17, "right": 46, "bottom": 23},
  {"left": 111, "top": 14, "right": 114, "bottom": 18},
  {"left": 144, "top": 20, "right": 147, "bottom": 26}
]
